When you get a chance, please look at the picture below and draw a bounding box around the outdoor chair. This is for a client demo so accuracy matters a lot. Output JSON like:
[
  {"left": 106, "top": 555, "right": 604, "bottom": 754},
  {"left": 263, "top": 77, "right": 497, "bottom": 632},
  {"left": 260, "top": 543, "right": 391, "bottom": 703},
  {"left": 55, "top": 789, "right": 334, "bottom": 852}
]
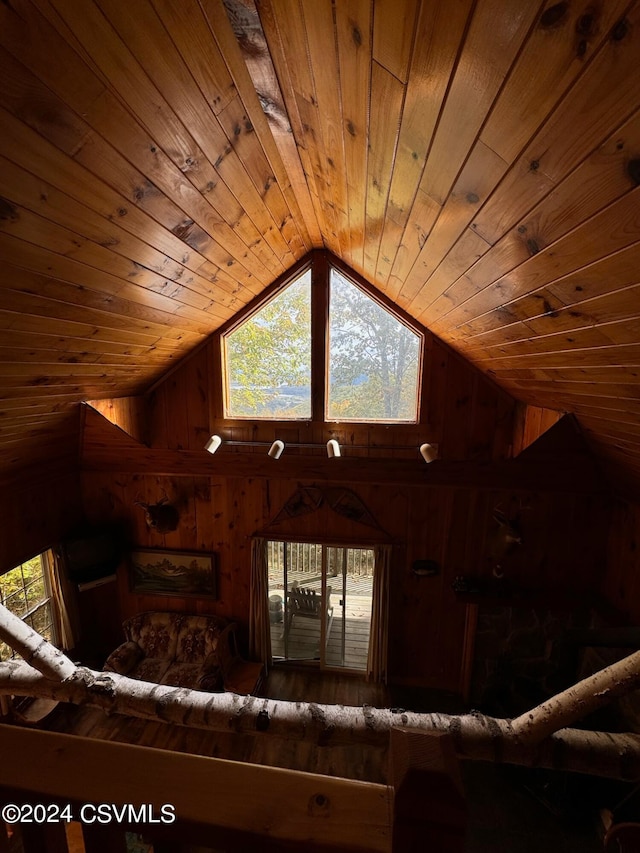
[{"left": 285, "top": 584, "right": 334, "bottom": 647}]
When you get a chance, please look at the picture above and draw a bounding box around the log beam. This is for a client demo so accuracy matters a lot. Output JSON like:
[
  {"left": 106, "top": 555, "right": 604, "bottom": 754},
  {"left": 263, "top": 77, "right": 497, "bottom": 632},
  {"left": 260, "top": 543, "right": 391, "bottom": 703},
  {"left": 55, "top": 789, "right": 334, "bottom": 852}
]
[
  {"left": 511, "top": 648, "right": 640, "bottom": 744},
  {"left": 0, "top": 604, "right": 76, "bottom": 681},
  {"left": 81, "top": 449, "right": 603, "bottom": 491},
  {"left": 1, "top": 661, "right": 640, "bottom": 780}
]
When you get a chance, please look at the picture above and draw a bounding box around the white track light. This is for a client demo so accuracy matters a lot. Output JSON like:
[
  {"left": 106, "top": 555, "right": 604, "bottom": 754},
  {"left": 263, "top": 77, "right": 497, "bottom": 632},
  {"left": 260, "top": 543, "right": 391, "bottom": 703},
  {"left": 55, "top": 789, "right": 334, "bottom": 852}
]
[{"left": 205, "top": 435, "right": 222, "bottom": 454}]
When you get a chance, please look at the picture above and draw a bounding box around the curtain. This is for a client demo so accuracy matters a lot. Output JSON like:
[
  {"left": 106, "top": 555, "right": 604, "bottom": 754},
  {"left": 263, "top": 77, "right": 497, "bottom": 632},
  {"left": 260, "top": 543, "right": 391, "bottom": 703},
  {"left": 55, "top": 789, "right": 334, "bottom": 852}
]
[
  {"left": 249, "top": 537, "right": 272, "bottom": 671},
  {"left": 44, "top": 548, "right": 80, "bottom": 651},
  {"left": 367, "top": 544, "right": 391, "bottom": 683}
]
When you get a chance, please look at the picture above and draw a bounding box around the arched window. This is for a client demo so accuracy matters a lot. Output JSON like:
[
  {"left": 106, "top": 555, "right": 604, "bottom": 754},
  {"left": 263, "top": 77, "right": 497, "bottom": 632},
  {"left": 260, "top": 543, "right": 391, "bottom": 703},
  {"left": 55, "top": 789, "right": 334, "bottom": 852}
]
[{"left": 221, "top": 254, "right": 423, "bottom": 424}]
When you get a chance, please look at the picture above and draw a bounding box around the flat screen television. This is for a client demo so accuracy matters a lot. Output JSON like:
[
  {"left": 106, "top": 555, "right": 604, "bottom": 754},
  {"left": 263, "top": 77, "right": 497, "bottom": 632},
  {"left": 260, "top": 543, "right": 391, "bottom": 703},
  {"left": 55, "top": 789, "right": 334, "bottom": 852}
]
[{"left": 61, "top": 527, "right": 123, "bottom": 585}]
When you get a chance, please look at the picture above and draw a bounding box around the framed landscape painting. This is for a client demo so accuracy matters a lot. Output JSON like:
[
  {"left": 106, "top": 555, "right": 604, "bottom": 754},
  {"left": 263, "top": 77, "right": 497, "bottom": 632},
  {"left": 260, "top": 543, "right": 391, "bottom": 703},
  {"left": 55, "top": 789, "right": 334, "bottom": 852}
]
[{"left": 130, "top": 549, "right": 216, "bottom": 597}]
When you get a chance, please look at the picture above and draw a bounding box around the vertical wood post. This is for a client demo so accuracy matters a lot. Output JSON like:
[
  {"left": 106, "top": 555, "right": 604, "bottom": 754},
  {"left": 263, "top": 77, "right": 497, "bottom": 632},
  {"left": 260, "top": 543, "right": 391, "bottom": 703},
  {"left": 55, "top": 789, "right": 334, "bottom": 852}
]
[
  {"left": 389, "top": 729, "right": 466, "bottom": 852},
  {"left": 81, "top": 824, "right": 128, "bottom": 853},
  {"left": 20, "top": 822, "right": 69, "bottom": 853},
  {"left": 311, "top": 249, "right": 329, "bottom": 423}
]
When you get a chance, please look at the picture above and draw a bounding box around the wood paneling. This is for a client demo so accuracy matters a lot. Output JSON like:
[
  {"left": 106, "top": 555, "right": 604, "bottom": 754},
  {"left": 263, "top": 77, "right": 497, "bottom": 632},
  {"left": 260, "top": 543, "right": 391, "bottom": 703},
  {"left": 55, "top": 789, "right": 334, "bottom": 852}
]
[
  {"left": 81, "top": 454, "right": 607, "bottom": 692},
  {"left": 512, "top": 403, "right": 563, "bottom": 456},
  {"left": 80, "top": 380, "right": 606, "bottom": 693},
  {"left": 0, "top": 467, "right": 83, "bottom": 575},
  {"left": 146, "top": 296, "right": 516, "bottom": 463},
  {"left": 85, "top": 397, "right": 149, "bottom": 445},
  {"left": 603, "top": 498, "right": 640, "bottom": 623},
  {"left": 0, "top": 0, "right": 639, "bottom": 682},
  {"left": 0, "top": 0, "right": 639, "bottom": 490}
]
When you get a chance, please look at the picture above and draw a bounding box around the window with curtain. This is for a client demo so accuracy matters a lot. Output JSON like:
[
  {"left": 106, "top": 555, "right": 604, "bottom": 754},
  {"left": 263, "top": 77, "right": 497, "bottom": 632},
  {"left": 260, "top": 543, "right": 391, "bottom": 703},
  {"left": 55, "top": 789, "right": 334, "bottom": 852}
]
[
  {"left": 0, "top": 551, "right": 57, "bottom": 661},
  {"left": 0, "top": 548, "right": 77, "bottom": 660}
]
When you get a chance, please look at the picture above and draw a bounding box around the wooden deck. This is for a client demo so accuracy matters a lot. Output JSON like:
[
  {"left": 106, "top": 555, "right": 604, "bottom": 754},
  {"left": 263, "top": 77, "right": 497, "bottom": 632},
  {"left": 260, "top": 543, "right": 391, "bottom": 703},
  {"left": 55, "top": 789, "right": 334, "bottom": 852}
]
[
  {"left": 270, "top": 611, "right": 371, "bottom": 670},
  {"left": 269, "top": 591, "right": 372, "bottom": 670}
]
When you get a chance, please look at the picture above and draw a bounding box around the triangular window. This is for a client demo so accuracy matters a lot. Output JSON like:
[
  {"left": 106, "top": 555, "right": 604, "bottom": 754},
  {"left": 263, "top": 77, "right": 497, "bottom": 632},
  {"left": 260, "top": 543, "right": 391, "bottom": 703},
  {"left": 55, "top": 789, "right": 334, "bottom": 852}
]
[
  {"left": 224, "top": 268, "right": 312, "bottom": 419},
  {"left": 328, "top": 269, "right": 421, "bottom": 422}
]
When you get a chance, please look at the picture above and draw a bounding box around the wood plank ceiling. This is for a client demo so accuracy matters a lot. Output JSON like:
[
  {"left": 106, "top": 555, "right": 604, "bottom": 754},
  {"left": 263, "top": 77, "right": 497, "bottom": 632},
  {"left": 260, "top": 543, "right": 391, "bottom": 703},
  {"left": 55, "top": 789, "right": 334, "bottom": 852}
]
[{"left": 0, "top": 0, "right": 639, "bottom": 490}]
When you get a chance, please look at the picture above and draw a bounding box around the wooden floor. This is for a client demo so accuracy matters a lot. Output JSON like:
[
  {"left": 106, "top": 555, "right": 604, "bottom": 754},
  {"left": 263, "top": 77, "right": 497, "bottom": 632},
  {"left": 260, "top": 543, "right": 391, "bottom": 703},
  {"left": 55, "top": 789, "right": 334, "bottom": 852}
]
[
  {"left": 40, "top": 667, "right": 390, "bottom": 784},
  {"left": 270, "top": 612, "right": 371, "bottom": 670}
]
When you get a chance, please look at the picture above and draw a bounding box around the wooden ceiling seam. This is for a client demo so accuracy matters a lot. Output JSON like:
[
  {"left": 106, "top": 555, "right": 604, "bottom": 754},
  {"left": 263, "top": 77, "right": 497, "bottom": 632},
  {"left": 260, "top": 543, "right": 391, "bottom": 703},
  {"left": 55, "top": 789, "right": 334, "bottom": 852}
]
[
  {"left": 0, "top": 0, "right": 639, "bottom": 490},
  {"left": 213, "top": 0, "right": 321, "bottom": 247},
  {"left": 3, "top": 1, "right": 289, "bottom": 285},
  {"left": 404, "top": 0, "right": 638, "bottom": 325},
  {"left": 68, "top": 0, "right": 298, "bottom": 269}
]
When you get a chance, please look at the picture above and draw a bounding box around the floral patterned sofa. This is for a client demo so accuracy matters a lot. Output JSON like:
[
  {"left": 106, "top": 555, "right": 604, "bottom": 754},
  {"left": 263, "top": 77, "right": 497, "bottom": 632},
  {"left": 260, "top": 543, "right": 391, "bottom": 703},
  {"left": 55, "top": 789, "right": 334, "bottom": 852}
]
[{"left": 104, "top": 611, "right": 262, "bottom": 694}]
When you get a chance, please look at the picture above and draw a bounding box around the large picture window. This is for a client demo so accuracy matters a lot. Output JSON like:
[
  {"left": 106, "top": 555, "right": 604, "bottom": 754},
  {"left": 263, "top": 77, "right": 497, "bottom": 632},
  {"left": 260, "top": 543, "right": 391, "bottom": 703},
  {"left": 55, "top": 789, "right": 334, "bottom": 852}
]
[{"left": 221, "top": 254, "right": 423, "bottom": 424}]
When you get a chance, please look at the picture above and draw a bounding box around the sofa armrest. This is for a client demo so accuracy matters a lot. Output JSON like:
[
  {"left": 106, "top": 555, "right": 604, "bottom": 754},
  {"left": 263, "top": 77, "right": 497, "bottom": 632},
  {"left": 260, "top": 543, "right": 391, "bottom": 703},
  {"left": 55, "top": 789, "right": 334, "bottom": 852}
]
[{"left": 104, "top": 641, "right": 143, "bottom": 675}]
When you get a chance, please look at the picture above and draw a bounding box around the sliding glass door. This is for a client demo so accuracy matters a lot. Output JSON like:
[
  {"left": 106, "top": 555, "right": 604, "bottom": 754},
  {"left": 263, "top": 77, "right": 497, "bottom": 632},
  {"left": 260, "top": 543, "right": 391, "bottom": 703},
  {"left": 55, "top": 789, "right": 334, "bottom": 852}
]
[{"left": 267, "top": 541, "right": 374, "bottom": 671}]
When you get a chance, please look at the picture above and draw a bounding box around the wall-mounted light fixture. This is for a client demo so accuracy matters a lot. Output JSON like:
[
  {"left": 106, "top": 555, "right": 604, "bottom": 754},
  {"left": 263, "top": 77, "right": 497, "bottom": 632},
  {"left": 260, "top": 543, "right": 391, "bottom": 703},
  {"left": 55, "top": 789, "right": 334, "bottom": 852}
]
[
  {"left": 326, "top": 439, "right": 341, "bottom": 458},
  {"left": 268, "top": 440, "right": 285, "bottom": 459},
  {"left": 204, "top": 435, "right": 436, "bottom": 462},
  {"left": 204, "top": 435, "right": 222, "bottom": 454},
  {"left": 419, "top": 442, "right": 437, "bottom": 463}
]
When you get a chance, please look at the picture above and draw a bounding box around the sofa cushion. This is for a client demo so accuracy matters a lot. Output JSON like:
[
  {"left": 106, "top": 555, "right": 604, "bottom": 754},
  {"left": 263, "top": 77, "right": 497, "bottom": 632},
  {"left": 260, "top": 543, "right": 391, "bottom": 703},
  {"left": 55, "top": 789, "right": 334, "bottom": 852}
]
[
  {"left": 159, "top": 661, "right": 213, "bottom": 691},
  {"left": 125, "top": 611, "right": 181, "bottom": 660},
  {"left": 174, "top": 615, "right": 227, "bottom": 663},
  {"left": 131, "top": 656, "right": 172, "bottom": 685},
  {"left": 106, "top": 611, "right": 247, "bottom": 694}
]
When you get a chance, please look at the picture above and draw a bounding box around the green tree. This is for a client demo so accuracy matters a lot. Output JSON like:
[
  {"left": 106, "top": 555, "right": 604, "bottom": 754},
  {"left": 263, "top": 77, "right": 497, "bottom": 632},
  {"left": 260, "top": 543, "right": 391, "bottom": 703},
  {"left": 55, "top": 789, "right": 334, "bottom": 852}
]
[
  {"left": 226, "top": 271, "right": 312, "bottom": 417},
  {"left": 0, "top": 555, "right": 48, "bottom": 661},
  {"left": 224, "top": 266, "right": 420, "bottom": 422},
  {"left": 328, "top": 271, "right": 420, "bottom": 420}
]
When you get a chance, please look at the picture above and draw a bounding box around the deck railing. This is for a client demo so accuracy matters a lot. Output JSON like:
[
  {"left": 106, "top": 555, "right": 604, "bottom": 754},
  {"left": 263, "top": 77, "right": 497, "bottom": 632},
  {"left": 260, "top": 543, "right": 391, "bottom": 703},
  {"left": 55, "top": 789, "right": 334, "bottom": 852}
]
[{"left": 267, "top": 541, "right": 374, "bottom": 579}]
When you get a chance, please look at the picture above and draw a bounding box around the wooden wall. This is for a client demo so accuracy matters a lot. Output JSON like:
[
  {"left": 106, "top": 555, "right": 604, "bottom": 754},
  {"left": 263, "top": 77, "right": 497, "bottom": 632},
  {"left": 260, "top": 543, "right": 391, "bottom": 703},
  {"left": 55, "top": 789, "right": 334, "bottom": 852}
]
[
  {"left": 85, "top": 397, "right": 149, "bottom": 446},
  {"left": 81, "top": 453, "right": 608, "bottom": 691},
  {"left": 146, "top": 330, "right": 515, "bottom": 462},
  {"left": 0, "top": 468, "right": 83, "bottom": 575},
  {"left": 512, "top": 403, "right": 564, "bottom": 457},
  {"left": 78, "top": 334, "right": 610, "bottom": 691},
  {"left": 602, "top": 498, "right": 640, "bottom": 624}
]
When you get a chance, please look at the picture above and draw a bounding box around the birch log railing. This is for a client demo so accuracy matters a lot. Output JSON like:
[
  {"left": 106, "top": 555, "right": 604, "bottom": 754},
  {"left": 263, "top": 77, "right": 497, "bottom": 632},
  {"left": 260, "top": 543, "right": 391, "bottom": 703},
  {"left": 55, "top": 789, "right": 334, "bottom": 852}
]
[{"left": 2, "top": 604, "right": 640, "bottom": 781}]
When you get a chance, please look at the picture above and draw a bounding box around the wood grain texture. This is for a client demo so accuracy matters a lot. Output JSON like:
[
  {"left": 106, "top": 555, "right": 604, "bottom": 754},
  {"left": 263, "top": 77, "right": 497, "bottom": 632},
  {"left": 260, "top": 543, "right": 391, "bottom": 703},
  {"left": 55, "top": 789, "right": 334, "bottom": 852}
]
[
  {"left": 76, "top": 362, "right": 606, "bottom": 693},
  {"left": 0, "top": 726, "right": 392, "bottom": 852},
  {"left": 0, "top": 0, "right": 640, "bottom": 660},
  {"left": 0, "top": 0, "right": 639, "bottom": 495}
]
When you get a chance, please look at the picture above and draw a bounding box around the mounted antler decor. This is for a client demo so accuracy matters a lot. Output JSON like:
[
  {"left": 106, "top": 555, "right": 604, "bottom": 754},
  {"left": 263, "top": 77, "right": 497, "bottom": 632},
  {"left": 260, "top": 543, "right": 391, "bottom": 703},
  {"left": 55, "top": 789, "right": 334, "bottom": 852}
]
[{"left": 135, "top": 496, "right": 180, "bottom": 534}]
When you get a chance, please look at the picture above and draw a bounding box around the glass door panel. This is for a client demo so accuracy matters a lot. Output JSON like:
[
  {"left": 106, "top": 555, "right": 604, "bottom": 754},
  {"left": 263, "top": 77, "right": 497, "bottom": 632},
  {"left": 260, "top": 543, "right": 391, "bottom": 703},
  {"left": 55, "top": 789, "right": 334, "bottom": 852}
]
[
  {"left": 267, "top": 541, "right": 374, "bottom": 671},
  {"left": 268, "top": 541, "right": 324, "bottom": 661},
  {"left": 325, "top": 547, "right": 374, "bottom": 671}
]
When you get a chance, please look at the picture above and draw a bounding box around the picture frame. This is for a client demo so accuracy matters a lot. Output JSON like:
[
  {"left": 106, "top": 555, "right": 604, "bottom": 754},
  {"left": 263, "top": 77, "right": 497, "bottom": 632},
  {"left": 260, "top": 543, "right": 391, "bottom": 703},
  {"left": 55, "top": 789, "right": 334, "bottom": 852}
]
[{"left": 129, "top": 548, "right": 216, "bottom": 598}]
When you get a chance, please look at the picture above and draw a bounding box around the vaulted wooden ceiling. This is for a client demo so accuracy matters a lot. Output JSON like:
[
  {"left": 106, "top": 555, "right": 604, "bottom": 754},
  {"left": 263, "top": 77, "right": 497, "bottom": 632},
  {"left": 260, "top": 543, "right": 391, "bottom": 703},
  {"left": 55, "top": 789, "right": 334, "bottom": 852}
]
[{"left": 1, "top": 0, "right": 639, "bottom": 490}]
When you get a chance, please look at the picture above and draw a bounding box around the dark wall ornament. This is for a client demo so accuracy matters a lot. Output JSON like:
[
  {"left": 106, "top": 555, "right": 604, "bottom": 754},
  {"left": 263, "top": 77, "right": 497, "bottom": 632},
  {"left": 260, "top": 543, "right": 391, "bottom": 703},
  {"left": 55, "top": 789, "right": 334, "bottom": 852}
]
[
  {"left": 411, "top": 559, "right": 440, "bottom": 577},
  {"left": 268, "top": 485, "right": 384, "bottom": 532},
  {"left": 135, "top": 497, "right": 180, "bottom": 533}
]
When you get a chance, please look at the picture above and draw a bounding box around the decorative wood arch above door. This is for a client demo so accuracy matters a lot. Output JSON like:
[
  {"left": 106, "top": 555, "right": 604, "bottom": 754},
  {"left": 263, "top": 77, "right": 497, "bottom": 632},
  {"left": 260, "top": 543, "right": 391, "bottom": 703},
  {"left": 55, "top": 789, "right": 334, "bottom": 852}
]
[{"left": 259, "top": 485, "right": 391, "bottom": 543}]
